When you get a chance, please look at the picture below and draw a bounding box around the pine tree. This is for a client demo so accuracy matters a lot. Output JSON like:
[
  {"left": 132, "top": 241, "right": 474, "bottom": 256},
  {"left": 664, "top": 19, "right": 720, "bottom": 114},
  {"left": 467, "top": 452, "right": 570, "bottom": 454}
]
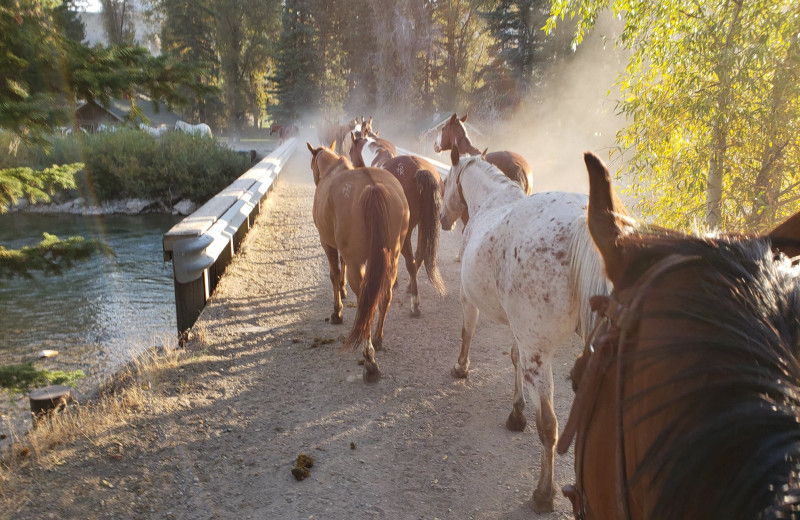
[{"left": 270, "top": 0, "right": 320, "bottom": 122}]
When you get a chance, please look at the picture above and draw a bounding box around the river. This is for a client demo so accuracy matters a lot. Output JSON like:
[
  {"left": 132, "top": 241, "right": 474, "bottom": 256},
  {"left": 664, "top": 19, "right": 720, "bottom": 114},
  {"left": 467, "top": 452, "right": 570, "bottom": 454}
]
[{"left": 0, "top": 213, "right": 182, "bottom": 393}]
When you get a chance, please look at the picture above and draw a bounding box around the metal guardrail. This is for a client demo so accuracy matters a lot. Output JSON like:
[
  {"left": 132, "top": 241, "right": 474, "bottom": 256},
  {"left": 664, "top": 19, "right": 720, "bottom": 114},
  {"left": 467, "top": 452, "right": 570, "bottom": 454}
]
[{"left": 163, "top": 137, "right": 298, "bottom": 334}]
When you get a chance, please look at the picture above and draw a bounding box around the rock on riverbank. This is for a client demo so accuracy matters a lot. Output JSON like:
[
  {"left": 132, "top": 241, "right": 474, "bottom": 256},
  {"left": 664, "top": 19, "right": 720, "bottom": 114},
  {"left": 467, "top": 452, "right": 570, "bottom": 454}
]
[{"left": 9, "top": 197, "right": 197, "bottom": 216}]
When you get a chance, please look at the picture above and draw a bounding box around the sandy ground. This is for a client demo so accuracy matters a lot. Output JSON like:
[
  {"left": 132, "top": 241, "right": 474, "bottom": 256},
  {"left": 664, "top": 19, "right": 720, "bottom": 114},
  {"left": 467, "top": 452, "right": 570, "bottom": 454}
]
[{"left": 3, "top": 151, "right": 580, "bottom": 520}]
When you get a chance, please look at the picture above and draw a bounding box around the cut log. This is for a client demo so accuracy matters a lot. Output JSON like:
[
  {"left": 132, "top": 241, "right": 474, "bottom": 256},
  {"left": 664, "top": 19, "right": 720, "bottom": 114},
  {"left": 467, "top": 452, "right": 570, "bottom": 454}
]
[{"left": 29, "top": 385, "right": 72, "bottom": 419}]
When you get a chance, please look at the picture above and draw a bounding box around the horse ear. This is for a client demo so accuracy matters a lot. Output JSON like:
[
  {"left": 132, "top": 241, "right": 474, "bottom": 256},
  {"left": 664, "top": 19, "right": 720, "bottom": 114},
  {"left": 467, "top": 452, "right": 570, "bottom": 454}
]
[
  {"left": 585, "top": 152, "right": 630, "bottom": 286},
  {"left": 450, "top": 144, "right": 460, "bottom": 166},
  {"left": 768, "top": 212, "right": 800, "bottom": 258},
  {"left": 460, "top": 113, "right": 468, "bottom": 123},
  {"left": 329, "top": 140, "right": 336, "bottom": 151},
  {"left": 351, "top": 132, "right": 357, "bottom": 144},
  {"left": 307, "top": 142, "right": 315, "bottom": 154},
  {"left": 449, "top": 113, "right": 458, "bottom": 122},
  {"left": 375, "top": 130, "right": 379, "bottom": 137},
  {"left": 481, "top": 147, "right": 488, "bottom": 159}
]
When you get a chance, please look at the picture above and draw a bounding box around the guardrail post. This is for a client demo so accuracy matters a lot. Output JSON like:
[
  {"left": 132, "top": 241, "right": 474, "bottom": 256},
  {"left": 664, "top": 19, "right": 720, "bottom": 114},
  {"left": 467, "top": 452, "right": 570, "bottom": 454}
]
[{"left": 163, "top": 138, "right": 298, "bottom": 337}]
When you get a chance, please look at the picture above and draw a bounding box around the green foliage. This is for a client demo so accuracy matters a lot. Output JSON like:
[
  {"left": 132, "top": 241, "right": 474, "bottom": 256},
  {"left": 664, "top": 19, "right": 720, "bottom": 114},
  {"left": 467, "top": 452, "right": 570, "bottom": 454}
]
[
  {"left": 0, "top": 233, "right": 113, "bottom": 279},
  {"left": 0, "top": 363, "right": 85, "bottom": 397},
  {"left": 547, "top": 0, "right": 800, "bottom": 232},
  {"left": 79, "top": 129, "right": 252, "bottom": 204},
  {"left": 0, "top": 163, "right": 83, "bottom": 212}
]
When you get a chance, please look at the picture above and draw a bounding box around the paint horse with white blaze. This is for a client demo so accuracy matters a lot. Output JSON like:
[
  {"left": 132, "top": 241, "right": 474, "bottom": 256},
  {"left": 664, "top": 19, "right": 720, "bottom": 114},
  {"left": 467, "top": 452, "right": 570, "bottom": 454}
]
[
  {"left": 350, "top": 134, "right": 446, "bottom": 316},
  {"left": 175, "top": 120, "right": 212, "bottom": 137},
  {"left": 308, "top": 142, "right": 409, "bottom": 383},
  {"left": 439, "top": 145, "right": 608, "bottom": 512}
]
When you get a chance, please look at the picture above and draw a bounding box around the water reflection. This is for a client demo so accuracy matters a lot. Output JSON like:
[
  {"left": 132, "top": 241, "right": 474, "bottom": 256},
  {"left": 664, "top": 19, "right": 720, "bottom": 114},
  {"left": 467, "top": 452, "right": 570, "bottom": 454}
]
[{"left": 0, "top": 213, "right": 181, "bottom": 390}]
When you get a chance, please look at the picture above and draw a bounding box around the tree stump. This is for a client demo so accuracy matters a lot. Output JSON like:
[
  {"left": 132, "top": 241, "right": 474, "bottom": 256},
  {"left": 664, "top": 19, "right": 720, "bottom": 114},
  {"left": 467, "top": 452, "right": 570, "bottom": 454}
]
[{"left": 29, "top": 385, "right": 72, "bottom": 421}]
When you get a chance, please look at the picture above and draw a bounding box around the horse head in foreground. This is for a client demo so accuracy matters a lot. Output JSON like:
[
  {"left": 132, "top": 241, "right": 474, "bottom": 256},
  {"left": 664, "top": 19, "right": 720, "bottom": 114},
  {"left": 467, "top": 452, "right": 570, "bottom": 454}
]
[
  {"left": 440, "top": 147, "right": 609, "bottom": 512},
  {"left": 558, "top": 152, "right": 800, "bottom": 520},
  {"left": 307, "top": 142, "right": 409, "bottom": 383}
]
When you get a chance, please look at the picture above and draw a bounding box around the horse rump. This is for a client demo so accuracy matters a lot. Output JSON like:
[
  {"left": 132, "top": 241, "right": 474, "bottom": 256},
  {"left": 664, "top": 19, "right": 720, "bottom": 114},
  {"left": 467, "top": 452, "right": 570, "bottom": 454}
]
[{"left": 344, "top": 185, "right": 393, "bottom": 350}]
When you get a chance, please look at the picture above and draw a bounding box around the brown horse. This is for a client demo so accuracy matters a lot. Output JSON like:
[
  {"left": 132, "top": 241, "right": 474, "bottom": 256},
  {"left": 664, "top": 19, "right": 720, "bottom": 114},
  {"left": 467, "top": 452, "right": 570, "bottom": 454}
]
[
  {"left": 308, "top": 142, "right": 410, "bottom": 382},
  {"left": 434, "top": 113, "right": 533, "bottom": 196},
  {"left": 270, "top": 123, "right": 298, "bottom": 142},
  {"left": 350, "top": 134, "right": 446, "bottom": 316},
  {"left": 558, "top": 152, "right": 800, "bottom": 520}
]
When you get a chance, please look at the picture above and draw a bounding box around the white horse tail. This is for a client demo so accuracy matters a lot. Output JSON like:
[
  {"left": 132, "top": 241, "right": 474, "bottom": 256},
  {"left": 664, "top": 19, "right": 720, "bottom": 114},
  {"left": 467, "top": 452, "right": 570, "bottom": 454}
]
[{"left": 567, "top": 215, "right": 610, "bottom": 342}]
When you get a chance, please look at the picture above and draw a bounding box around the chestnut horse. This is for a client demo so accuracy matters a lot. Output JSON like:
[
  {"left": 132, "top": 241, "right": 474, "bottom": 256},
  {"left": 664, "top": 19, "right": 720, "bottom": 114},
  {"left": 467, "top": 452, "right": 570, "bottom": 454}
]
[
  {"left": 439, "top": 145, "right": 608, "bottom": 512},
  {"left": 350, "top": 134, "right": 446, "bottom": 315},
  {"left": 558, "top": 153, "right": 800, "bottom": 520},
  {"left": 308, "top": 142, "right": 409, "bottom": 383},
  {"left": 434, "top": 113, "right": 533, "bottom": 196},
  {"left": 269, "top": 123, "right": 299, "bottom": 142}
]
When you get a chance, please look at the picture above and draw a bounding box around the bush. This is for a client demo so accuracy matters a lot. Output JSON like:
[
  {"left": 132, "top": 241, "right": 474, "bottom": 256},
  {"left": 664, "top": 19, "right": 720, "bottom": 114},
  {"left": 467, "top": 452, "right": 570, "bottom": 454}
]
[{"left": 0, "top": 130, "right": 252, "bottom": 206}]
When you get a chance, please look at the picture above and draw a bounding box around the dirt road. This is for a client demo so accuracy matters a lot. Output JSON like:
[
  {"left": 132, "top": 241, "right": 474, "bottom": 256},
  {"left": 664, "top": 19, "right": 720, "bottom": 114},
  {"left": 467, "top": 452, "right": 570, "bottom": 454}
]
[{"left": 6, "top": 151, "right": 579, "bottom": 519}]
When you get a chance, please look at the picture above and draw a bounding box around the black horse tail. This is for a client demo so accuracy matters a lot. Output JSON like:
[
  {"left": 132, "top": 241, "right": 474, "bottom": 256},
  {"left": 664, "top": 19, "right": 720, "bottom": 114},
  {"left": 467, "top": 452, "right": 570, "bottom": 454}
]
[
  {"left": 344, "top": 185, "right": 392, "bottom": 350},
  {"left": 416, "top": 169, "right": 446, "bottom": 296}
]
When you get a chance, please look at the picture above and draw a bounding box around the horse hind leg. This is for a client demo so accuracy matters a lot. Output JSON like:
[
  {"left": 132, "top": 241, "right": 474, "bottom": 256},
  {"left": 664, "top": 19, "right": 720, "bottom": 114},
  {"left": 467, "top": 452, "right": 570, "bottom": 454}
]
[
  {"left": 525, "top": 363, "right": 557, "bottom": 513},
  {"left": 339, "top": 254, "right": 347, "bottom": 299},
  {"left": 452, "top": 290, "right": 479, "bottom": 378},
  {"left": 506, "top": 343, "right": 527, "bottom": 431},
  {"left": 323, "top": 245, "right": 344, "bottom": 324},
  {"left": 401, "top": 234, "right": 420, "bottom": 317}
]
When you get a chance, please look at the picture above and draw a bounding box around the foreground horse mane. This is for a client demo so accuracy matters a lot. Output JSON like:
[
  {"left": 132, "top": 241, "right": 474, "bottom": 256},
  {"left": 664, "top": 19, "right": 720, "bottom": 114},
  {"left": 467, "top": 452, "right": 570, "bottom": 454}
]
[
  {"left": 452, "top": 155, "right": 520, "bottom": 191},
  {"left": 621, "top": 227, "right": 800, "bottom": 520}
]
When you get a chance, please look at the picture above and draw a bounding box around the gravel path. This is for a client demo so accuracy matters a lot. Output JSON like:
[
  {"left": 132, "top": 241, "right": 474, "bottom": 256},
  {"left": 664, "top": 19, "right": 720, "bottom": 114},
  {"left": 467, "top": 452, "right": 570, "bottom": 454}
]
[{"left": 5, "top": 151, "right": 579, "bottom": 520}]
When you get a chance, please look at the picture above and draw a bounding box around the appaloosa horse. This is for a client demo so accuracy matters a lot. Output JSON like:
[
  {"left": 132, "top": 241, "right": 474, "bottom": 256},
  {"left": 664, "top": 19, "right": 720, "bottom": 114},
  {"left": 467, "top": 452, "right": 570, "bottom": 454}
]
[
  {"left": 558, "top": 153, "right": 800, "bottom": 520},
  {"left": 350, "top": 134, "right": 446, "bottom": 315},
  {"left": 439, "top": 145, "right": 608, "bottom": 512},
  {"left": 308, "top": 142, "right": 409, "bottom": 383},
  {"left": 434, "top": 113, "right": 532, "bottom": 197}
]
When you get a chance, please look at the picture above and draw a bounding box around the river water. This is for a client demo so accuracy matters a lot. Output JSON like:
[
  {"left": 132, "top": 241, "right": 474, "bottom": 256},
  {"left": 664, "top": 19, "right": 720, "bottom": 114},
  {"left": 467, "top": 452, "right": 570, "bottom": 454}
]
[{"left": 0, "top": 213, "right": 182, "bottom": 392}]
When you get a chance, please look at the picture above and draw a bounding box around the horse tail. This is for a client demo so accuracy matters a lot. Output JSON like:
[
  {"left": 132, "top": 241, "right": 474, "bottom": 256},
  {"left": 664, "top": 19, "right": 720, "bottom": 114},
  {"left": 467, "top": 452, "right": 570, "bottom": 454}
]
[
  {"left": 415, "top": 169, "right": 446, "bottom": 296},
  {"left": 344, "top": 185, "right": 393, "bottom": 350},
  {"left": 568, "top": 215, "right": 610, "bottom": 341}
]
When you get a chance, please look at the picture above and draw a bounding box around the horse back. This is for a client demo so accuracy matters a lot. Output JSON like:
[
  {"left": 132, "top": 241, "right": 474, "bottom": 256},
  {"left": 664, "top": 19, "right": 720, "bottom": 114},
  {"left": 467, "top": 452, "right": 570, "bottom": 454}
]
[
  {"left": 486, "top": 151, "right": 533, "bottom": 195},
  {"left": 314, "top": 168, "right": 408, "bottom": 262},
  {"left": 381, "top": 156, "right": 442, "bottom": 229}
]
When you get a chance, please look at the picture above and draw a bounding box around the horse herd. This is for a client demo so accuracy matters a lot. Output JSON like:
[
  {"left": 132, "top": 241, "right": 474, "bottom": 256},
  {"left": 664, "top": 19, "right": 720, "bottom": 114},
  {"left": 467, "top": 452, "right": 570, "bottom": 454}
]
[{"left": 303, "top": 113, "right": 800, "bottom": 519}]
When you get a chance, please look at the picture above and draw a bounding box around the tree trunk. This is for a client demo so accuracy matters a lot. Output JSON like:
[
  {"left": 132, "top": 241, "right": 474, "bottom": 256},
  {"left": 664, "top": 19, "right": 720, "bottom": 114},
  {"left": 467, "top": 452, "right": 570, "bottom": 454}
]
[{"left": 705, "top": 0, "right": 742, "bottom": 229}]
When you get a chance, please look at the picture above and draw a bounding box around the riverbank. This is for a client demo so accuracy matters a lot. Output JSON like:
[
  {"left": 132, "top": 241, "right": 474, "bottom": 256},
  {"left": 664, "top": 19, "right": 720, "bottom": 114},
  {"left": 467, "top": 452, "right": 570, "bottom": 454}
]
[{"left": 8, "top": 196, "right": 197, "bottom": 217}]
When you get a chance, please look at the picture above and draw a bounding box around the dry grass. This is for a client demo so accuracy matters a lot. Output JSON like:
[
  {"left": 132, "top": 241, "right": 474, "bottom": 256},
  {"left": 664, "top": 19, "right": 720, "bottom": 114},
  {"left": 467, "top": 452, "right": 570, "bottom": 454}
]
[{"left": 0, "top": 340, "right": 186, "bottom": 510}]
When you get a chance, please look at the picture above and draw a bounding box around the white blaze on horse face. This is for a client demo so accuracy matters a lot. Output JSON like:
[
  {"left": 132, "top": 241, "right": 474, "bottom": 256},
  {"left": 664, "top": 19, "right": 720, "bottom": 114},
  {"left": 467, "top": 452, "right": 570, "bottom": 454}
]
[{"left": 434, "top": 130, "right": 442, "bottom": 153}]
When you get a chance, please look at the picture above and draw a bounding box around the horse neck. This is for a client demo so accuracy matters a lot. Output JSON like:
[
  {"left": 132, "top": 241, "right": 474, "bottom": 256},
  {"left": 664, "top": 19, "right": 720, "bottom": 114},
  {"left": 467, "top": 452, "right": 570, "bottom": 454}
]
[
  {"left": 460, "top": 162, "right": 522, "bottom": 213},
  {"left": 363, "top": 140, "right": 394, "bottom": 168},
  {"left": 454, "top": 132, "right": 481, "bottom": 156},
  {"left": 319, "top": 156, "right": 352, "bottom": 181}
]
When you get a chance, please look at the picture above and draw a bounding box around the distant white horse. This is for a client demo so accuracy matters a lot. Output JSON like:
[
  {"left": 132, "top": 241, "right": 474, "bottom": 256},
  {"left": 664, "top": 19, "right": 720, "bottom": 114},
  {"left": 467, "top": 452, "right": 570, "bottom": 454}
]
[
  {"left": 175, "top": 120, "right": 212, "bottom": 138},
  {"left": 439, "top": 146, "right": 608, "bottom": 513},
  {"left": 139, "top": 123, "right": 168, "bottom": 137}
]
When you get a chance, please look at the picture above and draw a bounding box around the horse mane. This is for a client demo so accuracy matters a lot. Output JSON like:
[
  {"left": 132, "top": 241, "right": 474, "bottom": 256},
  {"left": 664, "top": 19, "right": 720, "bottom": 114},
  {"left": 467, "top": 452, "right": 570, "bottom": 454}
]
[
  {"left": 454, "top": 156, "right": 521, "bottom": 193},
  {"left": 619, "top": 227, "right": 800, "bottom": 520}
]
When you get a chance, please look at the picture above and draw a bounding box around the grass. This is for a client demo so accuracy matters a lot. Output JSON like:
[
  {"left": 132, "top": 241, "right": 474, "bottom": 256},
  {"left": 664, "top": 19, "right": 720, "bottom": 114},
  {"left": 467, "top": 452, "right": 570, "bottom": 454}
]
[{"left": 0, "top": 338, "right": 188, "bottom": 509}]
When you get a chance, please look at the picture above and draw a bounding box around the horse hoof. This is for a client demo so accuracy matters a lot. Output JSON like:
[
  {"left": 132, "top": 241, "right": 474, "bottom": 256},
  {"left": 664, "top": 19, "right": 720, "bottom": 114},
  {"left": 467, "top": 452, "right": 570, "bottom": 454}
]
[
  {"left": 529, "top": 489, "right": 555, "bottom": 513},
  {"left": 505, "top": 411, "right": 527, "bottom": 432},
  {"left": 410, "top": 308, "right": 421, "bottom": 318},
  {"left": 330, "top": 313, "right": 343, "bottom": 325},
  {"left": 363, "top": 367, "right": 381, "bottom": 384},
  {"left": 451, "top": 366, "right": 469, "bottom": 379}
]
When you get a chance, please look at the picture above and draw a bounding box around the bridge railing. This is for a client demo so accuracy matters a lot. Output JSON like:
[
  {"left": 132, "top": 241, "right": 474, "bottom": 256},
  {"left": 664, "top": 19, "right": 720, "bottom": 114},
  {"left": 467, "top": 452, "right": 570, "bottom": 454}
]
[{"left": 163, "top": 138, "right": 298, "bottom": 335}]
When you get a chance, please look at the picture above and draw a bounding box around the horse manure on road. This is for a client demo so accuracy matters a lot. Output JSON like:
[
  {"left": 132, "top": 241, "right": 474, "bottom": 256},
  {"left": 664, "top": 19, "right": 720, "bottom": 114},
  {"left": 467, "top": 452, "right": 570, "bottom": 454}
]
[
  {"left": 310, "top": 337, "right": 336, "bottom": 348},
  {"left": 292, "top": 453, "right": 315, "bottom": 481}
]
